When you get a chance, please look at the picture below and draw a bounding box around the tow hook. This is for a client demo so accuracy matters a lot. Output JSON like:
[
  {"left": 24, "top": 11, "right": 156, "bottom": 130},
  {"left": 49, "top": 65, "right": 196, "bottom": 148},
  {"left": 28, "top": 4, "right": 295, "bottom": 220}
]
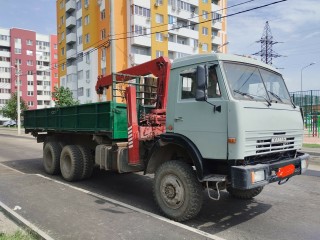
[
  {"left": 203, "top": 175, "right": 227, "bottom": 201},
  {"left": 278, "top": 177, "right": 290, "bottom": 185}
]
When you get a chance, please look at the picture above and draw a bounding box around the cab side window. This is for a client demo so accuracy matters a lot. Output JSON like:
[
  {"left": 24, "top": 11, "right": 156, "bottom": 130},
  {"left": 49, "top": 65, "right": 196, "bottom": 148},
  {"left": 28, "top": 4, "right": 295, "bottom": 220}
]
[
  {"left": 180, "top": 68, "right": 196, "bottom": 99},
  {"left": 208, "top": 66, "right": 221, "bottom": 98}
]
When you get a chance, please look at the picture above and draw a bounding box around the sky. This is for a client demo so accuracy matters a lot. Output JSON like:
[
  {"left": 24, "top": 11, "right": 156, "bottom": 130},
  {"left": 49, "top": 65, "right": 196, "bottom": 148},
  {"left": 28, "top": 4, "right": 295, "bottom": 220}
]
[{"left": 0, "top": 0, "right": 319, "bottom": 92}]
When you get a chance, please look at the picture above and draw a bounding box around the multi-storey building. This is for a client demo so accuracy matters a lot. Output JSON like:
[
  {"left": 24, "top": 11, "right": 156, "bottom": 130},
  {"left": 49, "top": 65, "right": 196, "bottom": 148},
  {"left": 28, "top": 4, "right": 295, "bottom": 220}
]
[
  {"left": 57, "top": 0, "right": 227, "bottom": 103},
  {"left": 0, "top": 27, "right": 58, "bottom": 122}
]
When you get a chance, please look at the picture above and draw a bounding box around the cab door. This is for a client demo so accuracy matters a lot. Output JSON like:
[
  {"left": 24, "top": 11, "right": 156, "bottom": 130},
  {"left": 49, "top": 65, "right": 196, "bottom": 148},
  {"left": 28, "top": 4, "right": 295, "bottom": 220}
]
[{"left": 173, "top": 63, "right": 228, "bottom": 160}]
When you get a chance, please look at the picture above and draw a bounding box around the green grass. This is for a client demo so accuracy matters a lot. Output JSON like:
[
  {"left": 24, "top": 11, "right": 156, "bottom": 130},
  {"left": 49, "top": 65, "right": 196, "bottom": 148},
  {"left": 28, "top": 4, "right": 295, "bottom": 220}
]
[
  {"left": 0, "top": 231, "right": 37, "bottom": 240},
  {"left": 303, "top": 143, "right": 320, "bottom": 148}
]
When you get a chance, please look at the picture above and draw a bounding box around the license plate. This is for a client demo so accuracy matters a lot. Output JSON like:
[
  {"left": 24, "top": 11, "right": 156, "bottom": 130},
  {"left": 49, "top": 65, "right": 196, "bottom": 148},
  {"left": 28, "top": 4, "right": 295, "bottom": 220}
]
[{"left": 276, "top": 164, "right": 295, "bottom": 178}]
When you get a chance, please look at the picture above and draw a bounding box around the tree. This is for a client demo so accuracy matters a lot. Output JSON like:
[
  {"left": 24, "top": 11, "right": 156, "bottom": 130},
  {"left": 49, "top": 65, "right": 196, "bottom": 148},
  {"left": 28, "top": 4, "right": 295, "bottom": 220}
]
[
  {"left": 52, "top": 86, "right": 79, "bottom": 107},
  {"left": 0, "top": 92, "right": 28, "bottom": 121}
]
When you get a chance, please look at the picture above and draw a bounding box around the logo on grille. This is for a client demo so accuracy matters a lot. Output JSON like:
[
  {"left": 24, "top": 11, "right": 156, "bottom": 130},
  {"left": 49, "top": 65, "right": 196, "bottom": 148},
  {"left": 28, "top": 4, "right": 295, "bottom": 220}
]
[{"left": 271, "top": 137, "right": 286, "bottom": 143}]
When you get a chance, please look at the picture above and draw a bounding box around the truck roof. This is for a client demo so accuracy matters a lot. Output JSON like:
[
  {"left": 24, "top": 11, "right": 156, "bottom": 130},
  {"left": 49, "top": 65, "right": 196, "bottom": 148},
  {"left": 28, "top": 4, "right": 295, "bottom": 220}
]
[{"left": 171, "top": 53, "right": 279, "bottom": 73}]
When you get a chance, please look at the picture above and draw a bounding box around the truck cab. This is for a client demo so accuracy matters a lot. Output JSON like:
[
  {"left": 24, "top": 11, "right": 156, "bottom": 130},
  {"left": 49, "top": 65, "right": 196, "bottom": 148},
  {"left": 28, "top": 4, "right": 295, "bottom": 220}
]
[{"left": 163, "top": 53, "right": 308, "bottom": 189}]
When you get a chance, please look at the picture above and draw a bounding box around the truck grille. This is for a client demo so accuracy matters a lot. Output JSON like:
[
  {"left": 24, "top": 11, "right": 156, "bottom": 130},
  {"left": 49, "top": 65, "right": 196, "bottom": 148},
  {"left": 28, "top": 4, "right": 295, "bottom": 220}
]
[
  {"left": 256, "top": 137, "right": 295, "bottom": 153},
  {"left": 245, "top": 130, "right": 303, "bottom": 157}
]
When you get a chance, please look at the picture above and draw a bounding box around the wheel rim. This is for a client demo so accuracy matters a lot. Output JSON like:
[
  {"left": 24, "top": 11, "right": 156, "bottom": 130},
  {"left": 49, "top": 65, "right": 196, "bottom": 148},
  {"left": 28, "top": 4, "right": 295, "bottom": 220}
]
[
  {"left": 61, "top": 155, "right": 71, "bottom": 175},
  {"left": 160, "top": 174, "right": 185, "bottom": 209}
]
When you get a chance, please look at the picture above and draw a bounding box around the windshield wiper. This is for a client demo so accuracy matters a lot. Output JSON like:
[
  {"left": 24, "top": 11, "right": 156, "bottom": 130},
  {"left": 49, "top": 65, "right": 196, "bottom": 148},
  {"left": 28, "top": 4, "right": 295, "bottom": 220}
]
[
  {"left": 268, "top": 91, "right": 283, "bottom": 102},
  {"left": 233, "top": 90, "right": 254, "bottom": 99},
  {"left": 234, "top": 90, "right": 272, "bottom": 107}
]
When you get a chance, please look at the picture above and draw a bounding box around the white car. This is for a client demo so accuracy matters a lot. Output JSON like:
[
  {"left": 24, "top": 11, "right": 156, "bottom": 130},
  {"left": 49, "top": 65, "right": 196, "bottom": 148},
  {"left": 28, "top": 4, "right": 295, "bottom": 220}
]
[{"left": 3, "top": 120, "right": 16, "bottom": 127}]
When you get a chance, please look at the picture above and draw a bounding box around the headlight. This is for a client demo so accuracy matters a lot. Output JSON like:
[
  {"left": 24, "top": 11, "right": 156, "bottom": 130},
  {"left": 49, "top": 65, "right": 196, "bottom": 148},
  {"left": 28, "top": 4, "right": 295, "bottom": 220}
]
[{"left": 251, "top": 170, "right": 265, "bottom": 183}]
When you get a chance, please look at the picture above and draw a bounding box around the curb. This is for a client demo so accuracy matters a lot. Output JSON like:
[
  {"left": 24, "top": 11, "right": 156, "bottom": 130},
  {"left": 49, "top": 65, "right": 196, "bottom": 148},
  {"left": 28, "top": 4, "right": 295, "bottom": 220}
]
[{"left": 0, "top": 201, "right": 54, "bottom": 240}]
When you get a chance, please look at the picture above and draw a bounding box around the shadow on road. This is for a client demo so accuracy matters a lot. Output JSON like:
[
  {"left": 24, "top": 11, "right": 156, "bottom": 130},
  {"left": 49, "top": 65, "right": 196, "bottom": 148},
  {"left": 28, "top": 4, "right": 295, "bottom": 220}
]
[{"left": 2, "top": 158, "right": 272, "bottom": 234}]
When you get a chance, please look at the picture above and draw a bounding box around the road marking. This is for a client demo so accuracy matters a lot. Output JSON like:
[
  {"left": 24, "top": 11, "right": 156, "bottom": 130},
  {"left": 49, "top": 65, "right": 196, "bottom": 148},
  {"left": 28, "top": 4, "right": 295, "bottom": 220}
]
[
  {"left": 0, "top": 201, "right": 54, "bottom": 240},
  {"left": 0, "top": 163, "right": 26, "bottom": 174},
  {"left": 0, "top": 162, "right": 226, "bottom": 240},
  {"left": 35, "top": 174, "right": 226, "bottom": 240}
]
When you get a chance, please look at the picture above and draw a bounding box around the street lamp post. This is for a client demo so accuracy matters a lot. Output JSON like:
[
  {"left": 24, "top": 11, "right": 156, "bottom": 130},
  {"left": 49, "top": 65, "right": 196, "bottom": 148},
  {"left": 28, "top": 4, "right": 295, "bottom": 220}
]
[
  {"left": 11, "top": 65, "right": 21, "bottom": 135},
  {"left": 301, "top": 62, "right": 316, "bottom": 93}
]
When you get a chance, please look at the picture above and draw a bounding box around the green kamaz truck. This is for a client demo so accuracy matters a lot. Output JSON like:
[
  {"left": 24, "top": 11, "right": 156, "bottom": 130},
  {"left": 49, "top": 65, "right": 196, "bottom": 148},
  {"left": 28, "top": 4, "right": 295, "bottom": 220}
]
[{"left": 24, "top": 54, "right": 309, "bottom": 221}]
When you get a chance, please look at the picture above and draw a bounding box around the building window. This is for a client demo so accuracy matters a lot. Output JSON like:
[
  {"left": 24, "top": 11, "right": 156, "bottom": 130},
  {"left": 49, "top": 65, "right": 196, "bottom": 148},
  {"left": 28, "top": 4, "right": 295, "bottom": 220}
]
[
  {"left": 76, "top": 17, "right": 82, "bottom": 28},
  {"left": 15, "top": 48, "right": 22, "bottom": 54},
  {"left": 54, "top": 73, "right": 58, "bottom": 78},
  {"left": 59, "top": 0, "right": 64, "bottom": 9},
  {"left": 15, "top": 59, "right": 22, "bottom": 65},
  {"left": 101, "top": 67, "right": 106, "bottom": 76},
  {"left": 77, "top": 70, "right": 83, "bottom": 80},
  {"left": 27, "top": 60, "right": 33, "bottom": 66},
  {"left": 156, "top": 14, "right": 164, "bottom": 24},
  {"left": 101, "top": 48, "right": 106, "bottom": 61},
  {"left": 78, "top": 35, "right": 83, "bottom": 45},
  {"left": 156, "top": 33, "right": 163, "bottom": 42},
  {"left": 60, "top": 16, "right": 64, "bottom": 25},
  {"left": 202, "top": 0, "right": 208, "bottom": 3},
  {"left": 84, "top": 0, "right": 89, "bottom": 6},
  {"left": 100, "top": 10, "right": 105, "bottom": 20},
  {"left": 132, "top": 5, "right": 150, "bottom": 18},
  {"left": 156, "top": 51, "right": 164, "bottom": 58},
  {"left": 76, "top": 0, "right": 82, "bottom": 10},
  {"left": 202, "top": 10, "right": 208, "bottom": 20},
  {"left": 86, "top": 88, "right": 90, "bottom": 97},
  {"left": 85, "top": 33, "right": 90, "bottom": 44},
  {"left": 62, "top": 63, "right": 65, "bottom": 70},
  {"left": 54, "top": 44, "right": 57, "bottom": 49},
  {"left": 28, "top": 81, "right": 34, "bottom": 86},
  {"left": 26, "top": 39, "right": 33, "bottom": 45},
  {"left": 133, "top": 25, "right": 147, "bottom": 35},
  {"left": 15, "top": 38, "right": 21, "bottom": 44},
  {"left": 86, "top": 70, "right": 90, "bottom": 79},
  {"left": 26, "top": 50, "right": 33, "bottom": 56},
  {"left": 28, "top": 101, "right": 34, "bottom": 107},
  {"left": 212, "top": 12, "right": 222, "bottom": 22},
  {"left": 27, "top": 91, "right": 34, "bottom": 96},
  {"left": 202, "top": 27, "right": 208, "bottom": 35},
  {"left": 61, "top": 47, "right": 65, "bottom": 55},
  {"left": 78, "top": 87, "right": 84, "bottom": 96},
  {"left": 101, "top": 29, "right": 106, "bottom": 40},
  {"left": 84, "top": 15, "right": 90, "bottom": 25},
  {"left": 202, "top": 43, "right": 208, "bottom": 52},
  {"left": 54, "top": 54, "right": 58, "bottom": 59},
  {"left": 27, "top": 71, "right": 33, "bottom": 75}
]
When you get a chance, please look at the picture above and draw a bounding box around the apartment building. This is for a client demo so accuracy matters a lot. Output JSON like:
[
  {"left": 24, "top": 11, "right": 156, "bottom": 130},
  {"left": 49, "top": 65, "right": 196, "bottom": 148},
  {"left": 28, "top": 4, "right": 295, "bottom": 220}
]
[
  {"left": 57, "top": 0, "right": 227, "bottom": 103},
  {"left": 0, "top": 27, "right": 58, "bottom": 121}
]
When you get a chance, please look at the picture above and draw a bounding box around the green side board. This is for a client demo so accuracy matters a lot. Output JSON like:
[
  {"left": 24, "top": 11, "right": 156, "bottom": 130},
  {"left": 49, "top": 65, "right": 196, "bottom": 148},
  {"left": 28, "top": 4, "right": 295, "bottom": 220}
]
[{"left": 24, "top": 101, "right": 128, "bottom": 139}]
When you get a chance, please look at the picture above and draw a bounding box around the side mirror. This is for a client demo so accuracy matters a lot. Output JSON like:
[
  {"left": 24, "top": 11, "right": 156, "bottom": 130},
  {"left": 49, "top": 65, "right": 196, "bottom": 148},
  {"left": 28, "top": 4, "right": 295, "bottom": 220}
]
[{"left": 195, "top": 65, "right": 208, "bottom": 101}]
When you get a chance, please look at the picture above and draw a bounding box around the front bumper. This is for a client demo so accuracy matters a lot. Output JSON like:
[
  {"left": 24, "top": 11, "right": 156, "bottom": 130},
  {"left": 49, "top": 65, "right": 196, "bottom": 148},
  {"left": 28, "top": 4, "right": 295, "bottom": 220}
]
[{"left": 231, "top": 152, "right": 309, "bottom": 189}]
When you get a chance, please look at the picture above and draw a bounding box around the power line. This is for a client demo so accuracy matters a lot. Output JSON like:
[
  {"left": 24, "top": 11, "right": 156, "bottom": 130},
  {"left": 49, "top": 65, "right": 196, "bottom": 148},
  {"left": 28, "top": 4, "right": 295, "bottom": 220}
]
[{"left": 15, "top": 0, "right": 287, "bottom": 79}]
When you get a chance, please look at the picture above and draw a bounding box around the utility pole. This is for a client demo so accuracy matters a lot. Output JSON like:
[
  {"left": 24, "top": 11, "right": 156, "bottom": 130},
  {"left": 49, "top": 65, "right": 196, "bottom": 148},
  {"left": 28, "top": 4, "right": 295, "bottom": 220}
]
[
  {"left": 110, "top": 0, "right": 116, "bottom": 102},
  {"left": 253, "top": 21, "right": 283, "bottom": 65},
  {"left": 17, "top": 63, "right": 21, "bottom": 135}
]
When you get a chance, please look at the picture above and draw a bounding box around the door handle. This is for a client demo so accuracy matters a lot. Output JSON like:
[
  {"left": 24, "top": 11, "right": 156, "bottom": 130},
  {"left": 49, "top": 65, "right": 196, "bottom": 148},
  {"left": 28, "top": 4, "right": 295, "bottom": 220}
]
[{"left": 174, "top": 117, "right": 183, "bottom": 122}]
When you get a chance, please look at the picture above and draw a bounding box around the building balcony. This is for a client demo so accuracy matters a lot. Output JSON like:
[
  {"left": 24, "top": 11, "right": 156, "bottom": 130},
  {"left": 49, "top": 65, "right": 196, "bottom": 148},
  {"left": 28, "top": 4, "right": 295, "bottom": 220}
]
[
  {"left": 211, "top": 35, "right": 222, "bottom": 45},
  {"left": 65, "top": 0, "right": 76, "bottom": 13},
  {"left": 130, "top": 53, "right": 151, "bottom": 65},
  {"left": 66, "top": 16, "right": 76, "bottom": 29},
  {"left": 212, "top": 21, "right": 222, "bottom": 30},
  {"left": 66, "top": 48, "right": 77, "bottom": 59},
  {"left": 66, "top": 33, "right": 76, "bottom": 44},
  {"left": 168, "top": 42, "right": 193, "bottom": 54},
  {"left": 169, "top": 24, "right": 198, "bottom": 39},
  {"left": 67, "top": 65, "right": 77, "bottom": 74},
  {"left": 131, "top": 35, "right": 151, "bottom": 48}
]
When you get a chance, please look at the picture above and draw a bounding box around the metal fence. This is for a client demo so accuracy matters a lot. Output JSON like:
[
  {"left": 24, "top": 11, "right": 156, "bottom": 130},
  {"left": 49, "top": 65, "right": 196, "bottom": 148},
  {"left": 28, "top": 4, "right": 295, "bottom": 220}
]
[{"left": 290, "top": 90, "right": 320, "bottom": 137}]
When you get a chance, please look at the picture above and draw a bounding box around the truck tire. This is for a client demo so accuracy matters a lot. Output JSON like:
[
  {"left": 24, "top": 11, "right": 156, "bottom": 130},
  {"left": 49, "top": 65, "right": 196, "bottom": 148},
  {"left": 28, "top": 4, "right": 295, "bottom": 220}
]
[
  {"left": 77, "top": 145, "right": 94, "bottom": 180},
  {"left": 60, "top": 145, "right": 84, "bottom": 182},
  {"left": 43, "top": 142, "right": 62, "bottom": 175},
  {"left": 153, "top": 160, "right": 203, "bottom": 222},
  {"left": 227, "top": 186, "right": 264, "bottom": 199}
]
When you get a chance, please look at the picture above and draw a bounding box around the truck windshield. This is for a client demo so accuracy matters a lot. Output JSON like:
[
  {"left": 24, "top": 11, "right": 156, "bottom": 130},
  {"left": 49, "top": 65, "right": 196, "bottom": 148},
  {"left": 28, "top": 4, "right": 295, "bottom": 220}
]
[{"left": 223, "top": 62, "right": 291, "bottom": 104}]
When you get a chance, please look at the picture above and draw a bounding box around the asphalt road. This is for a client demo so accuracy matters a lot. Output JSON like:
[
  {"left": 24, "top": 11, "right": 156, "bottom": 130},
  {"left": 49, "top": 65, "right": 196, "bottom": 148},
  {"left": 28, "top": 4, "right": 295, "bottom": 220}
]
[{"left": 0, "top": 130, "right": 319, "bottom": 240}]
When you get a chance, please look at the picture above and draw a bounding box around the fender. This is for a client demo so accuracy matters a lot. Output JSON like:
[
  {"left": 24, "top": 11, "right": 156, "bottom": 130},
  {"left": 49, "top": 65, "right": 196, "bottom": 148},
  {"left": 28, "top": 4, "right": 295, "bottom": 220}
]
[{"left": 145, "top": 133, "right": 205, "bottom": 181}]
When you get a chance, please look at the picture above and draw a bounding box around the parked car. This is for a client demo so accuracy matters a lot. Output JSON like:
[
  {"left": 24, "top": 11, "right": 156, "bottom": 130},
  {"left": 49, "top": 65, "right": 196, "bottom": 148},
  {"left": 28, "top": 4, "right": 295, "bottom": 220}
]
[{"left": 3, "top": 120, "right": 16, "bottom": 127}]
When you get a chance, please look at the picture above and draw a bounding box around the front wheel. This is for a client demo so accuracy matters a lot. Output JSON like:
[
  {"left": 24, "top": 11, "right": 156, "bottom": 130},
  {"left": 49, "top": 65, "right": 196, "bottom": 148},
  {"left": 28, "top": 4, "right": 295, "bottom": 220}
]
[
  {"left": 227, "top": 186, "right": 264, "bottom": 199},
  {"left": 153, "top": 161, "right": 203, "bottom": 222}
]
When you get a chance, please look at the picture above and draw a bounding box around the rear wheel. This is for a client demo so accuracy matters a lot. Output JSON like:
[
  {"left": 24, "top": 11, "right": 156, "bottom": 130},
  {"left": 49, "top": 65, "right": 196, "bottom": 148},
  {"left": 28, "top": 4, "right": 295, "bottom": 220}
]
[
  {"left": 60, "top": 145, "right": 84, "bottom": 182},
  {"left": 43, "top": 142, "right": 62, "bottom": 175},
  {"left": 227, "top": 186, "right": 264, "bottom": 199},
  {"left": 153, "top": 161, "right": 203, "bottom": 222},
  {"left": 77, "top": 145, "right": 94, "bottom": 180}
]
